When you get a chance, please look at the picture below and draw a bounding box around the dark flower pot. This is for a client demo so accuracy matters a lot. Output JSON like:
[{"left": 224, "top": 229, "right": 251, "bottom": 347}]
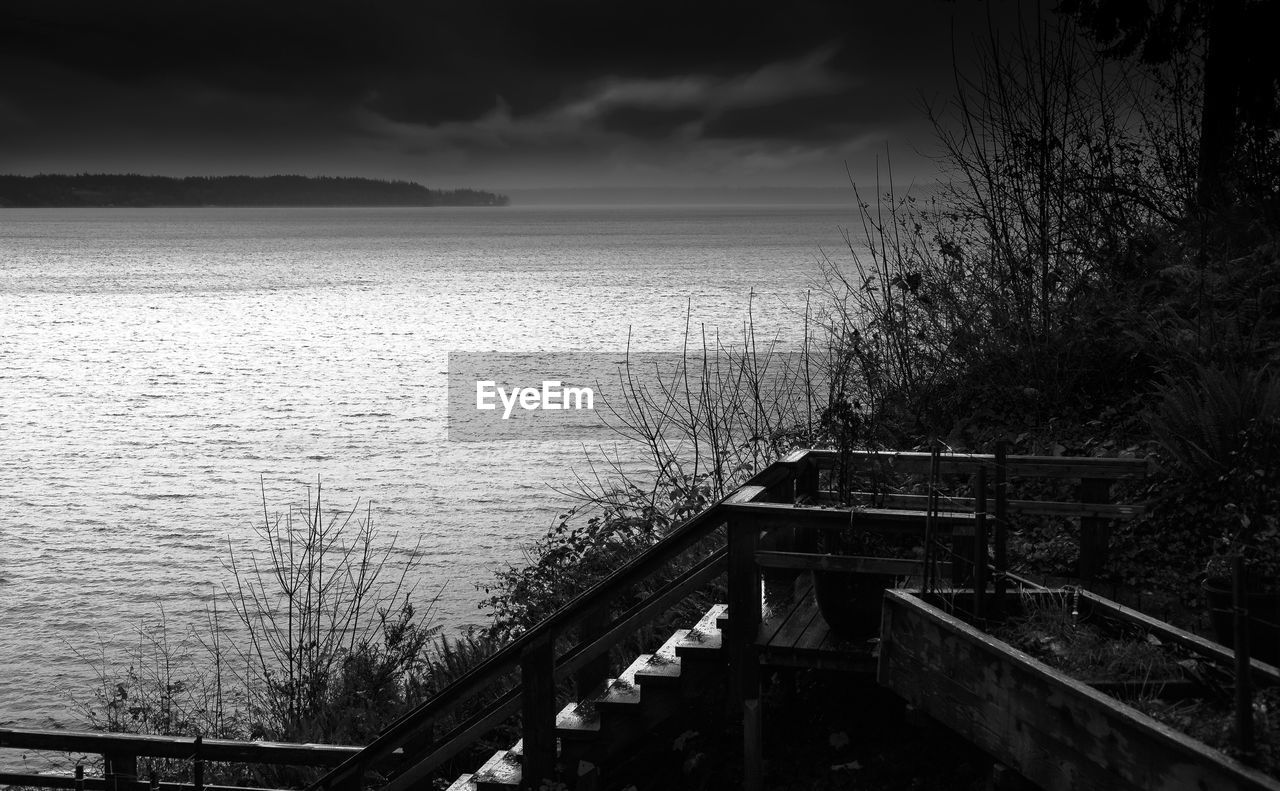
[
  {"left": 1202, "top": 576, "right": 1280, "bottom": 664},
  {"left": 813, "top": 569, "right": 895, "bottom": 637}
]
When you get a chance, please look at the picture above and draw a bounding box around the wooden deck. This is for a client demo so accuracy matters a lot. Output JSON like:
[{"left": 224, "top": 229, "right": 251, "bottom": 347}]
[{"left": 752, "top": 572, "right": 879, "bottom": 672}]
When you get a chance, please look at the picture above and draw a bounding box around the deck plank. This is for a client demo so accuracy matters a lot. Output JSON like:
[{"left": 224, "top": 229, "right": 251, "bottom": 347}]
[
  {"left": 791, "top": 605, "right": 829, "bottom": 653},
  {"left": 767, "top": 595, "right": 823, "bottom": 651},
  {"left": 757, "top": 577, "right": 816, "bottom": 646},
  {"left": 749, "top": 582, "right": 880, "bottom": 671}
]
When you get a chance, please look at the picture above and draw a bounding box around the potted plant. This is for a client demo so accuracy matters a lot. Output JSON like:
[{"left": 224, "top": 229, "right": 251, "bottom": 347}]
[
  {"left": 810, "top": 394, "right": 903, "bottom": 636},
  {"left": 812, "top": 526, "right": 902, "bottom": 635}
]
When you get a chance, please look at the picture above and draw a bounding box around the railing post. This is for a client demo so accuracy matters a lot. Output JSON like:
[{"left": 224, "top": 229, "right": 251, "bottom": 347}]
[
  {"left": 104, "top": 751, "right": 137, "bottom": 791},
  {"left": 573, "top": 600, "right": 611, "bottom": 698},
  {"left": 74, "top": 764, "right": 84, "bottom": 791},
  {"left": 520, "top": 631, "right": 556, "bottom": 790},
  {"left": 1078, "top": 477, "right": 1112, "bottom": 579},
  {"left": 792, "top": 457, "right": 820, "bottom": 555},
  {"left": 727, "top": 514, "right": 763, "bottom": 791},
  {"left": 192, "top": 734, "right": 204, "bottom": 791},
  {"left": 1233, "top": 554, "right": 1255, "bottom": 761},
  {"left": 794, "top": 455, "right": 819, "bottom": 503}
]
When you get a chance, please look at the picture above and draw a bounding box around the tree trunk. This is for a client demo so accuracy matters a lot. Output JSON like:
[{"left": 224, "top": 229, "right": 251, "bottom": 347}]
[{"left": 1195, "top": 0, "right": 1244, "bottom": 211}]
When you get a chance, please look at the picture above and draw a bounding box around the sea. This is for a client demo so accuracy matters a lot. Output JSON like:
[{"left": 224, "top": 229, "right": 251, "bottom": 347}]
[{"left": 0, "top": 203, "right": 855, "bottom": 732}]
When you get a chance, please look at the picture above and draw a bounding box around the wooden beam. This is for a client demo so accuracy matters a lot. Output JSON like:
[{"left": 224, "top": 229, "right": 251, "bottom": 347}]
[
  {"left": 0, "top": 774, "right": 288, "bottom": 791},
  {"left": 802, "top": 449, "right": 1152, "bottom": 480},
  {"left": 0, "top": 729, "right": 364, "bottom": 766},
  {"left": 1079, "top": 590, "right": 1280, "bottom": 685},
  {"left": 520, "top": 633, "right": 556, "bottom": 790},
  {"left": 729, "top": 513, "right": 764, "bottom": 791},
  {"left": 1077, "top": 478, "right": 1113, "bottom": 579},
  {"left": 879, "top": 589, "right": 1280, "bottom": 791},
  {"left": 753, "top": 551, "right": 950, "bottom": 578},
  {"left": 572, "top": 600, "right": 612, "bottom": 698},
  {"left": 379, "top": 691, "right": 523, "bottom": 791},
  {"left": 844, "top": 492, "right": 1145, "bottom": 520},
  {"left": 724, "top": 502, "right": 973, "bottom": 533}
]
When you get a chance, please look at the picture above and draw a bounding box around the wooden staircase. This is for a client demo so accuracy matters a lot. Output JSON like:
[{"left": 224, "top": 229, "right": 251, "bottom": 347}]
[
  {"left": 0, "top": 449, "right": 1158, "bottom": 791},
  {"left": 298, "top": 448, "right": 1150, "bottom": 791},
  {"left": 444, "top": 604, "right": 730, "bottom": 791}
]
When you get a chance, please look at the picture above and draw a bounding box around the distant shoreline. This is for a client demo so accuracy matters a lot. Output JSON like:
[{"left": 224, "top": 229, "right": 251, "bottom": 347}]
[{"left": 0, "top": 174, "right": 509, "bottom": 208}]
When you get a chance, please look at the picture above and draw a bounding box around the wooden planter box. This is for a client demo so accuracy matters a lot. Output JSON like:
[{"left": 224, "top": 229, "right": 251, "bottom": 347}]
[{"left": 877, "top": 588, "right": 1280, "bottom": 791}]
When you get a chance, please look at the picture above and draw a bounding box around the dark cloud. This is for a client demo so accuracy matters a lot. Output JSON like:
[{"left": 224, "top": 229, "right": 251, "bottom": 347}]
[
  {"left": 702, "top": 92, "right": 867, "bottom": 141},
  {"left": 0, "top": 0, "right": 1048, "bottom": 187},
  {"left": 1, "top": 1, "right": 867, "bottom": 120},
  {"left": 594, "top": 105, "right": 706, "bottom": 140}
]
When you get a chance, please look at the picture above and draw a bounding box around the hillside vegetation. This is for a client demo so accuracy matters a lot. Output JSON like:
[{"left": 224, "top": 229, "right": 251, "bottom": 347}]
[{"left": 0, "top": 174, "right": 508, "bottom": 207}]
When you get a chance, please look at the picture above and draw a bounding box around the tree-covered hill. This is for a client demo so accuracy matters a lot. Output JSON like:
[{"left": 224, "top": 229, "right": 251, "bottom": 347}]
[{"left": 0, "top": 174, "right": 509, "bottom": 207}]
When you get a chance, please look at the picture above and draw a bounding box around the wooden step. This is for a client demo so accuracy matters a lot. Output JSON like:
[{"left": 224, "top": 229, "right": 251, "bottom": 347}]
[
  {"left": 556, "top": 655, "right": 650, "bottom": 743},
  {"left": 594, "top": 654, "right": 647, "bottom": 710},
  {"left": 632, "top": 629, "right": 687, "bottom": 690},
  {"left": 473, "top": 605, "right": 732, "bottom": 791},
  {"left": 556, "top": 698, "right": 601, "bottom": 741},
  {"left": 471, "top": 739, "right": 522, "bottom": 791},
  {"left": 676, "top": 604, "right": 726, "bottom": 658},
  {"left": 444, "top": 773, "right": 477, "bottom": 791},
  {"left": 559, "top": 659, "right": 691, "bottom": 776}
]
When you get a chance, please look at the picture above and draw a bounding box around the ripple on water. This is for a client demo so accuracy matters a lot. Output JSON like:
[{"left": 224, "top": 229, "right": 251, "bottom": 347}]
[{"left": 0, "top": 204, "right": 839, "bottom": 728}]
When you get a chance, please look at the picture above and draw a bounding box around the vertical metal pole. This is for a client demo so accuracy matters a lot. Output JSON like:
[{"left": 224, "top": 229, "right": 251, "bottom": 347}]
[
  {"left": 994, "top": 442, "right": 1009, "bottom": 611},
  {"left": 924, "top": 446, "right": 941, "bottom": 594},
  {"left": 1234, "top": 553, "right": 1255, "bottom": 761},
  {"left": 974, "top": 466, "right": 988, "bottom": 622}
]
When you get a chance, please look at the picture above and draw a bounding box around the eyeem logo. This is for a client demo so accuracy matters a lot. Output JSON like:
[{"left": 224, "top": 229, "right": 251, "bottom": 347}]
[
  {"left": 448, "top": 351, "right": 807, "bottom": 442},
  {"left": 448, "top": 352, "right": 609, "bottom": 441},
  {"left": 476, "top": 380, "right": 595, "bottom": 419}
]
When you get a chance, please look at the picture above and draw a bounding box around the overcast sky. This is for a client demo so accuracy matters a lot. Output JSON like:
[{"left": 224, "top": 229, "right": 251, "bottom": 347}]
[{"left": 0, "top": 1, "right": 1052, "bottom": 194}]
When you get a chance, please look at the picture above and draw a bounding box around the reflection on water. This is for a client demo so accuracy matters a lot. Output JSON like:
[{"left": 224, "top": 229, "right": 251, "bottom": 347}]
[{"left": 0, "top": 204, "right": 847, "bottom": 727}]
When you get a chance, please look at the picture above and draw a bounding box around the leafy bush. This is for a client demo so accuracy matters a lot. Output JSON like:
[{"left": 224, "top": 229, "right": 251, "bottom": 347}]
[
  {"left": 1146, "top": 365, "right": 1280, "bottom": 478},
  {"left": 75, "top": 484, "right": 453, "bottom": 784}
]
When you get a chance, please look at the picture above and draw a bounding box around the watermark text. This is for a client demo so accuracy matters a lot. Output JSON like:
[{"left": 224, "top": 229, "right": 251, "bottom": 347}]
[{"left": 475, "top": 380, "right": 595, "bottom": 419}]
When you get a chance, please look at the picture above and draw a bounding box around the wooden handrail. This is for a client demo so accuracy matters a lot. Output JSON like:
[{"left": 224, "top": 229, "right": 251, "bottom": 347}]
[
  {"left": 0, "top": 727, "right": 369, "bottom": 791},
  {"left": 376, "top": 548, "right": 730, "bottom": 791},
  {"left": 307, "top": 506, "right": 722, "bottom": 790},
  {"left": 0, "top": 774, "right": 286, "bottom": 791},
  {"left": 0, "top": 728, "right": 364, "bottom": 765},
  {"left": 723, "top": 502, "right": 976, "bottom": 531},
  {"left": 753, "top": 551, "right": 951, "bottom": 577},
  {"left": 311, "top": 447, "right": 1151, "bottom": 790},
  {"left": 844, "top": 492, "right": 1145, "bottom": 520},
  {"left": 307, "top": 451, "right": 807, "bottom": 791},
  {"left": 802, "top": 448, "right": 1153, "bottom": 479}
]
